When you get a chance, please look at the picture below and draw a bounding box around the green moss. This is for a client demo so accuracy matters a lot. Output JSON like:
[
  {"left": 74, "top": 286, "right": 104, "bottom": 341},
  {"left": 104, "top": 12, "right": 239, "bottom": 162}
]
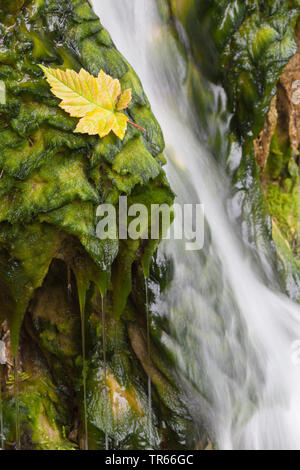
[
  {"left": 86, "top": 366, "right": 159, "bottom": 450},
  {"left": 167, "top": 0, "right": 299, "bottom": 139},
  {"left": 120, "top": 69, "right": 148, "bottom": 107}
]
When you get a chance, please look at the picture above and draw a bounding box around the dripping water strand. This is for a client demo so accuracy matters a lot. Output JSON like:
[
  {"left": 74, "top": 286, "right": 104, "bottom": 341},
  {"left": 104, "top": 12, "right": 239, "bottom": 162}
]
[
  {"left": 80, "top": 308, "right": 88, "bottom": 450},
  {"left": 101, "top": 295, "right": 109, "bottom": 450},
  {"left": 14, "top": 356, "right": 20, "bottom": 450},
  {"left": 145, "top": 277, "right": 152, "bottom": 442}
]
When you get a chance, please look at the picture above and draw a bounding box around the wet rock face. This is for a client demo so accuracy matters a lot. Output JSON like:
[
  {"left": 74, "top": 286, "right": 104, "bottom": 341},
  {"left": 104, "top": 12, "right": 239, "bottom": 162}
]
[{"left": 165, "top": 0, "right": 300, "bottom": 297}]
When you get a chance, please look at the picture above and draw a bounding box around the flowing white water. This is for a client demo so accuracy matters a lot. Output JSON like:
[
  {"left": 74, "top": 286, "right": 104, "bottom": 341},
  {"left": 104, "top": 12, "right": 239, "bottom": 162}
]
[{"left": 94, "top": 0, "right": 300, "bottom": 450}]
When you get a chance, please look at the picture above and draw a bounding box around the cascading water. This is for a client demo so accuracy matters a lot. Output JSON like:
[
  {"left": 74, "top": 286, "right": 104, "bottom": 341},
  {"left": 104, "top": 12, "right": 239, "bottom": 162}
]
[
  {"left": 94, "top": 0, "right": 300, "bottom": 450},
  {"left": 101, "top": 295, "right": 109, "bottom": 450}
]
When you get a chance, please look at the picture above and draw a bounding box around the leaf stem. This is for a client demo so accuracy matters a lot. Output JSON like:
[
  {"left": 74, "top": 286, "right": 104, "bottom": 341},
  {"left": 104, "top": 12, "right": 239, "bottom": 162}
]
[{"left": 128, "top": 120, "right": 146, "bottom": 132}]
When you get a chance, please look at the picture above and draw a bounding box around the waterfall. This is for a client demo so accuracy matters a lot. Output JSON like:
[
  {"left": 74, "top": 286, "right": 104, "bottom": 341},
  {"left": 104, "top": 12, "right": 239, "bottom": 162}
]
[
  {"left": 76, "top": 279, "right": 89, "bottom": 450},
  {"left": 94, "top": 0, "right": 300, "bottom": 450}
]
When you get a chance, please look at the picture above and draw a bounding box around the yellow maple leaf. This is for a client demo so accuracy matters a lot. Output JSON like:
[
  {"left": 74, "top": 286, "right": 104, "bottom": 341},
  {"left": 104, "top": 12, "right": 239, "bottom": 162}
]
[{"left": 40, "top": 66, "right": 134, "bottom": 140}]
